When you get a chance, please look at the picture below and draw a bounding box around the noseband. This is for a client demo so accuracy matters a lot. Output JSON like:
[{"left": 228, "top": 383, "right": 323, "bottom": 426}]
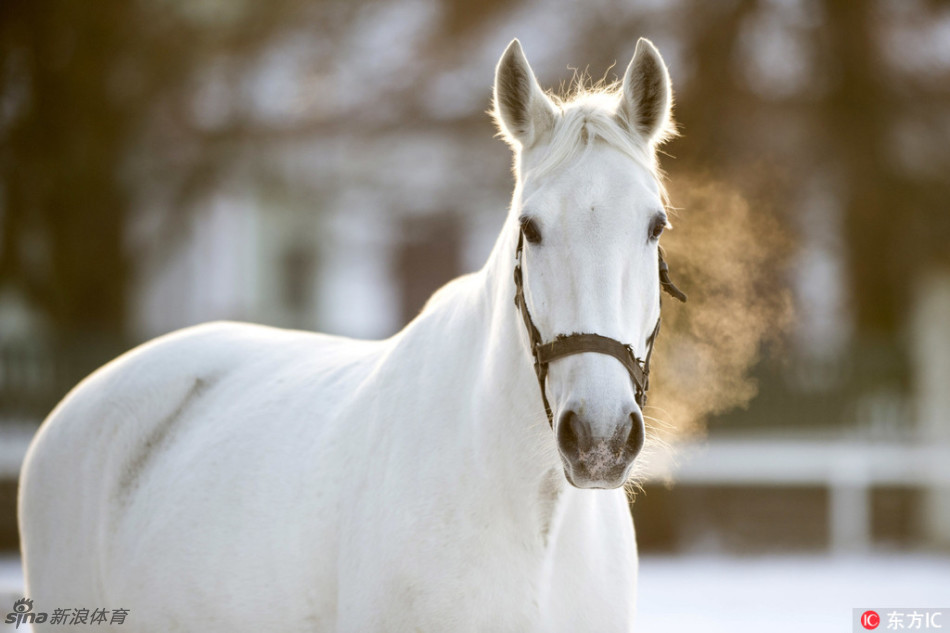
[{"left": 513, "top": 229, "right": 686, "bottom": 427}]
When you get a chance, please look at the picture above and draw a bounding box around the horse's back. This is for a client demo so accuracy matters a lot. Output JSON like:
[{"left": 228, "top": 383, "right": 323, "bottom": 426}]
[{"left": 19, "top": 321, "right": 380, "bottom": 630}]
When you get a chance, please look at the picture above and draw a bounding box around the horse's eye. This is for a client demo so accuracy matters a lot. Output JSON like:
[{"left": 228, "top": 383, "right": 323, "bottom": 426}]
[
  {"left": 521, "top": 217, "right": 542, "bottom": 244},
  {"left": 649, "top": 216, "right": 667, "bottom": 241}
]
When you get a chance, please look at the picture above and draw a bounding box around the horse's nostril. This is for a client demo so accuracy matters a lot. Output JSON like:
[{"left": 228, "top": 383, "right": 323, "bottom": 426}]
[
  {"left": 625, "top": 409, "right": 645, "bottom": 459},
  {"left": 557, "top": 410, "right": 591, "bottom": 454}
]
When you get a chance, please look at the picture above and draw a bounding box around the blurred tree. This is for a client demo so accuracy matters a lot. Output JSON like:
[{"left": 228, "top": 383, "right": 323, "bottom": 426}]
[
  {"left": 0, "top": 1, "right": 138, "bottom": 337},
  {"left": 824, "top": 0, "right": 905, "bottom": 338},
  {"left": 0, "top": 0, "right": 350, "bottom": 339},
  {"left": 823, "top": 0, "right": 950, "bottom": 339}
]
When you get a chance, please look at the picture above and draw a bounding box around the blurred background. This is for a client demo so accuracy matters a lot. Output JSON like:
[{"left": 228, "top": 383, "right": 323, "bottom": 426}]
[{"left": 1, "top": 0, "right": 948, "bottom": 630}]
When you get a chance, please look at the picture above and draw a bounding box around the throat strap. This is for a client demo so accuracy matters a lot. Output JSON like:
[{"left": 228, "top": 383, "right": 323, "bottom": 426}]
[{"left": 659, "top": 246, "right": 687, "bottom": 303}]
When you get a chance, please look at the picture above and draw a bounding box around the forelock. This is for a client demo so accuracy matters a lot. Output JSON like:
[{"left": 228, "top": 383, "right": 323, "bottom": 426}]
[{"left": 519, "top": 84, "right": 669, "bottom": 208}]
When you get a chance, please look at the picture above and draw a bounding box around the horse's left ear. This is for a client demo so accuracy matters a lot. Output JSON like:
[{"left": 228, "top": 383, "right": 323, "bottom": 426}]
[{"left": 619, "top": 38, "right": 675, "bottom": 146}]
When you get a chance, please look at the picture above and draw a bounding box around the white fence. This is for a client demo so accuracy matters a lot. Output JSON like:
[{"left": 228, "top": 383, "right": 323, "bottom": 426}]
[{"left": 642, "top": 435, "right": 950, "bottom": 553}]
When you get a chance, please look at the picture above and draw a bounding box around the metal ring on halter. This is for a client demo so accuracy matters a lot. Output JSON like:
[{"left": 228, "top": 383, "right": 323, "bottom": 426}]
[{"left": 513, "top": 229, "right": 685, "bottom": 427}]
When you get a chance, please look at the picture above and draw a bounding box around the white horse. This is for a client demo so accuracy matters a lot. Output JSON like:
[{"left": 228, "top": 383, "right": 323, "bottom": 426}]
[{"left": 19, "top": 38, "right": 678, "bottom": 632}]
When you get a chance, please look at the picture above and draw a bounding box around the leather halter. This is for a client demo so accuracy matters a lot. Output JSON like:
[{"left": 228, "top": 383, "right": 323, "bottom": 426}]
[{"left": 513, "top": 229, "right": 686, "bottom": 427}]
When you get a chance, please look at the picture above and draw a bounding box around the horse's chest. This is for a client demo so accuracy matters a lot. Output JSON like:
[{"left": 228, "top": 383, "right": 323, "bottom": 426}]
[
  {"left": 384, "top": 531, "right": 634, "bottom": 633},
  {"left": 393, "top": 543, "right": 546, "bottom": 633}
]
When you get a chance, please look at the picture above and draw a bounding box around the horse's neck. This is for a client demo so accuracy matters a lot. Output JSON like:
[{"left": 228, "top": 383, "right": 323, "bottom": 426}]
[
  {"left": 477, "top": 224, "right": 558, "bottom": 452},
  {"left": 418, "top": 217, "right": 566, "bottom": 520}
]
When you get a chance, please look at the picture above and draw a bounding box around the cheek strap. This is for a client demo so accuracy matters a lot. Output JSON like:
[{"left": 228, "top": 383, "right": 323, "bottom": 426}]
[{"left": 513, "top": 230, "right": 685, "bottom": 427}]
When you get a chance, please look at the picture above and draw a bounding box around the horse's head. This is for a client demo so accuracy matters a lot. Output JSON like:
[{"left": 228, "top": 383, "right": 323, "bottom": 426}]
[{"left": 494, "top": 38, "right": 677, "bottom": 489}]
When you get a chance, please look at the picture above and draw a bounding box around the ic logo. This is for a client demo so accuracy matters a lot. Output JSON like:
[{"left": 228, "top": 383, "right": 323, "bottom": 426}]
[{"left": 861, "top": 610, "right": 881, "bottom": 630}]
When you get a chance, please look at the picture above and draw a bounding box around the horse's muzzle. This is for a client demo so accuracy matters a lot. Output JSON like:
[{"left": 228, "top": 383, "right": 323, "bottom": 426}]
[{"left": 556, "top": 408, "right": 644, "bottom": 489}]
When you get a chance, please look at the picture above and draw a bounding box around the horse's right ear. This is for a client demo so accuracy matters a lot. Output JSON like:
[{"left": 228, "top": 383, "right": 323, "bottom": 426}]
[{"left": 493, "top": 39, "right": 557, "bottom": 149}]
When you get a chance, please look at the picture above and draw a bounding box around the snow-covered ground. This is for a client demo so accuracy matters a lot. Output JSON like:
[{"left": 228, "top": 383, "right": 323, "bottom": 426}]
[
  {"left": 637, "top": 553, "right": 950, "bottom": 632},
  {"left": 2, "top": 552, "right": 948, "bottom": 631}
]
